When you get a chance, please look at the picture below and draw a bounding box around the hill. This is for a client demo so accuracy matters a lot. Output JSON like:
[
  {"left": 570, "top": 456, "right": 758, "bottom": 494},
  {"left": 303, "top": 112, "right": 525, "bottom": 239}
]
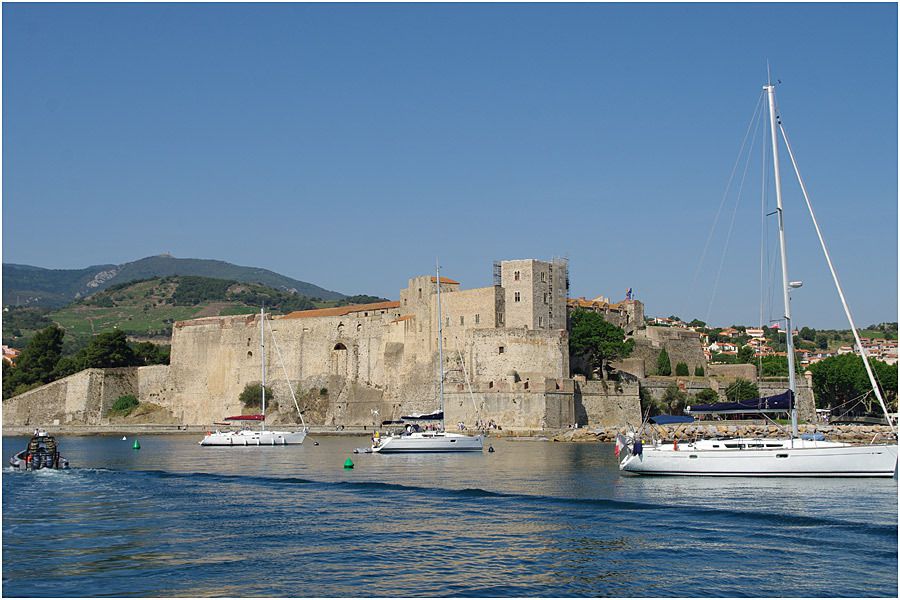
[
  {"left": 3, "top": 276, "right": 387, "bottom": 352},
  {"left": 3, "top": 254, "right": 346, "bottom": 308}
]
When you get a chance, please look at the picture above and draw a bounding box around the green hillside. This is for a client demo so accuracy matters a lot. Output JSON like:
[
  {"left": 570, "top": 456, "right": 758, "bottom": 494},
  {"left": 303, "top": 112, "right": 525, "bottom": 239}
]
[
  {"left": 3, "top": 276, "right": 339, "bottom": 351},
  {"left": 3, "top": 254, "right": 346, "bottom": 307}
]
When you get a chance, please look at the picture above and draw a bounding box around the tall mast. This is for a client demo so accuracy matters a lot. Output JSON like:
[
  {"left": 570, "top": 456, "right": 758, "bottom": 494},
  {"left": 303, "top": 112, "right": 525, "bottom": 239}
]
[
  {"left": 778, "top": 123, "right": 896, "bottom": 435},
  {"left": 765, "top": 82, "right": 799, "bottom": 438},
  {"left": 436, "top": 259, "right": 445, "bottom": 421},
  {"left": 260, "top": 306, "right": 266, "bottom": 431}
]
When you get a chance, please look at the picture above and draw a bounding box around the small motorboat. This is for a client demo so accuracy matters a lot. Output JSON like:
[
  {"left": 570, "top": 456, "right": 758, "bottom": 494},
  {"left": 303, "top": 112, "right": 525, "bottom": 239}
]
[{"left": 9, "top": 429, "right": 70, "bottom": 471}]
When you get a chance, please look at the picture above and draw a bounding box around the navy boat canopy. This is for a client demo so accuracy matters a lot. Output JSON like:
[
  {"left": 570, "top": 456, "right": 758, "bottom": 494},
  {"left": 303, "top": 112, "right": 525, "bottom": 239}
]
[
  {"left": 686, "top": 390, "right": 793, "bottom": 415},
  {"left": 400, "top": 410, "right": 443, "bottom": 421},
  {"left": 649, "top": 415, "right": 696, "bottom": 425}
]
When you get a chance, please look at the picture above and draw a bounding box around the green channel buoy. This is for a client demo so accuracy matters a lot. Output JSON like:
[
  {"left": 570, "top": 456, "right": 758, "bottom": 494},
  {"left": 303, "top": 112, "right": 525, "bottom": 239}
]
[
  {"left": 133, "top": 439, "right": 141, "bottom": 450},
  {"left": 343, "top": 457, "right": 354, "bottom": 469}
]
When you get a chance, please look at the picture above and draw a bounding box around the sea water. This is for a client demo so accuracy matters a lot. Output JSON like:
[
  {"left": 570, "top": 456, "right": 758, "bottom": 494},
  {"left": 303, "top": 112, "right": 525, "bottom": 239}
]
[{"left": 2, "top": 434, "right": 897, "bottom": 597}]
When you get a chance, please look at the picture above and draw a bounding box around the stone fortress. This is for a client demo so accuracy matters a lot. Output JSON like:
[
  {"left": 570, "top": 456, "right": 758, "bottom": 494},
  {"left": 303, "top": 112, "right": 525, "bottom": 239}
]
[{"left": 3, "top": 257, "right": 815, "bottom": 430}]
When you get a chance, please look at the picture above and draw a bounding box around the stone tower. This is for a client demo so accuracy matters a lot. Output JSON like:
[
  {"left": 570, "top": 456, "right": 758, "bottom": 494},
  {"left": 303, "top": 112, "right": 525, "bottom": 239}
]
[{"left": 500, "top": 259, "right": 568, "bottom": 330}]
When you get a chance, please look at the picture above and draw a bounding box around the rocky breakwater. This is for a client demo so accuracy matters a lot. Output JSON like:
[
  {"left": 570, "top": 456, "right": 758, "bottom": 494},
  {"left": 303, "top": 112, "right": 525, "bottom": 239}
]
[{"left": 553, "top": 423, "right": 897, "bottom": 444}]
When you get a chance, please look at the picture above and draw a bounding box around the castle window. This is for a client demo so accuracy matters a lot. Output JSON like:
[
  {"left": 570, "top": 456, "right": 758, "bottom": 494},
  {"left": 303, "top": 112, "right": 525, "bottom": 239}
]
[
  {"left": 514, "top": 291, "right": 521, "bottom": 302},
  {"left": 497, "top": 312, "right": 504, "bottom": 325},
  {"left": 364, "top": 312, "right": 368, "bottom": 317},
  {"left": 247, "top": 351, "right": 253, "bottom": 358},
  {"left": 541, "top": 272, "right": 546, "bottom": 283},
  {"left": 543, "top": 293, "right": 548, "bottom": 304},
  {"left": 475, "top": 314, "right": 480, "bottom": 324},
  {"left": 498, "top": 346, "right": 505, "bottom": 354},
  {"left": 538, "top": 316, "right": 543, "bottom": 327},
  {"left": 460, "top": 316, "right": 464, "bottom": 325},
  {"left": 514, "top": 271, "right": 520, "bottom": 281},
  {"left": 418, "top": 288, "right": 422, "bottom": 298}
]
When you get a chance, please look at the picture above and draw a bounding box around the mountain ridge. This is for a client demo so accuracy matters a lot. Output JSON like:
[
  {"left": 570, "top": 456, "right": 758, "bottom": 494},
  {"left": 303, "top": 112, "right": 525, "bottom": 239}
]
[{"left": 3, "top": 255, "right": 346, "bottom": 307}]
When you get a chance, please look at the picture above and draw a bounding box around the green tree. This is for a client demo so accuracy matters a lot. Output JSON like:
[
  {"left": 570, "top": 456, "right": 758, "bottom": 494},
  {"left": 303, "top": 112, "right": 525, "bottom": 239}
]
[
  {"left": 688, "top": 319, "right": 707, "bottom": 329},
  {"left": 816, "top": 334, "right": 829, "bottom": 350},
  {"left": 810, "top": 354, "right": 898, "bottom": 412},
  {"left": 799, "top": 326, "right": 816, "bottom": 342},
  {"left": 694, "top": 388, "right": 720, "bottom": 404},
  {"left": 736, "top": 345, "right": 756, "bottom": 364},
  {"left": 80, "top": 330, "right": 139, "bottom": 369},
  {"left": 675, "top": 362, "right": 689, "bottom": 376},
  {"left": 725, "top": 378, "right": 760, "bottom": 403},
  {"left": 694, "top": 365, "right": 705, "bottom": 377},
  {"left": 3, "top": 326, "right": 66, "bottom": 398},
  {"left": 656, "top": 348, "right": 672, "bottom": 376},
  {"left": 568, "top": 309, "right": 633, "bottom": 380},
  {"left": 639, "top": 386, "right": 658, "bottom": 417},
  {"left": 660, "top": 384, "right": 688, "bottom": 415},
  {"left": 239, "top": 383, "right": 274, "bottom": 409}
]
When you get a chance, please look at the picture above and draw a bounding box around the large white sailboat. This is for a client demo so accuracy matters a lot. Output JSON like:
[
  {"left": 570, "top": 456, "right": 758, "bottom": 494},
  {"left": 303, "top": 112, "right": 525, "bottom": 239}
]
[
  {"left": 200, "top": 308, "right": 308, "bottom": 446},
  {"left": 372, "top": 261, "right": 484, "bottom": 453},
  {"left": 619, "top": 79, "right": 897, "bottom": 477}
]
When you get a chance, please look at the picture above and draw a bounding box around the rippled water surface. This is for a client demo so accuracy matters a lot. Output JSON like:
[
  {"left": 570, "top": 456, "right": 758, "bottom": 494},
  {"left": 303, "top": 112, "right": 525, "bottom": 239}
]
[{"left": 2, "top": 434, "right": 897, "bottom": 597}]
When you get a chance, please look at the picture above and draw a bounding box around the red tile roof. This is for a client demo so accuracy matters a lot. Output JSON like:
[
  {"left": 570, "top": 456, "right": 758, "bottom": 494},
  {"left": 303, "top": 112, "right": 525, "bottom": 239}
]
[
  {"left": 282, "top": 300, "right": 401, "bottom": 320},
  {"left": 430, "top": 276, "right": 460, "bottom": 285}
]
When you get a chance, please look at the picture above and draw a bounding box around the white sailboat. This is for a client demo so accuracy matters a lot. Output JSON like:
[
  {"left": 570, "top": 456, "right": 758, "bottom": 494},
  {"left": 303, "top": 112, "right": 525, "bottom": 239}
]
[
  {"left": 372, "top": 261, "right": 484, "bottom": 453},
  {"left": 619, "top": 79, "right": 897, "bottom": 477},
  {"left": 200, "top": 307, "right": 309, "bottom": 446}
]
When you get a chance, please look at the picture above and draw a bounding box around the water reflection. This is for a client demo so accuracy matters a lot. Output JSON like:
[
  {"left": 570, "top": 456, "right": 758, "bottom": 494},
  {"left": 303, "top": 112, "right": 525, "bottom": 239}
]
[{"left": 3, "top": 434, "right": 896, "bottom": 597}]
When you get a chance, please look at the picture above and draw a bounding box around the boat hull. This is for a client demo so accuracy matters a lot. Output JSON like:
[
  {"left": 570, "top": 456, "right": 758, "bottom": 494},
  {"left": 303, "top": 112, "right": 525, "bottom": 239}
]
[
  {"left": 200, "top": 430, "right": 307, "bottom": 446},
  {"left": 9, "top": 450, "right": 69, "bottom": 470},
  {"left": 372, "top": 432, "right": 484, "bottom": 453},
  {"left": 620, "top": 439, "right": 898, "bottom": 477}
]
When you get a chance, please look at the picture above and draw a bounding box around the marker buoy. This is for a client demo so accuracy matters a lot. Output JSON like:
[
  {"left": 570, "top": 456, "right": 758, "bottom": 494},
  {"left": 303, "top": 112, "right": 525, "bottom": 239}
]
[
  {"left": 343, "top": 457, "right": 354, "bottom": 469},
  {"left": 133, "top": 439, "right": 141, "bottom": 450},
  {"left": 488, "top": 445, "right": 495, "bottom": 453},
  {"left": 122, "top": 436, "right": 127, "bottom": 441},
  {"left": 314, "top": 441, "right": 319, "bottom": 446}
]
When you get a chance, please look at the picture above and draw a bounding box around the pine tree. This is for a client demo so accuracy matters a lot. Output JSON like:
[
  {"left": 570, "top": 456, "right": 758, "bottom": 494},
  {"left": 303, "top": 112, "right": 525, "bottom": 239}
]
[{"left": 657, "top": 348, "right": 672, "bottom": 376}]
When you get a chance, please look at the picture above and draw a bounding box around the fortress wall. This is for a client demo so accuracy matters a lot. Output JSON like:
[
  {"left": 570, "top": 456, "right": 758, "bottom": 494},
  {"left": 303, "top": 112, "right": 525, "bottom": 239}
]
[
  {"left": 3, "top": 368, "right": 141, "bottom": 427},
  {"left": 137, "top": 365, "right": 172, "bottom": 410},
  {"left": 575, "top": 380, "right": 642, "bottom": 428},
  {"left": 630, "top": 326, "right": 707, "bottom": 375},
  {"left": 444, "top": 388, "right": 575, "bottom": 430},
  {"left": 467, "top": 328, "right": 569, "bottom": 382}
]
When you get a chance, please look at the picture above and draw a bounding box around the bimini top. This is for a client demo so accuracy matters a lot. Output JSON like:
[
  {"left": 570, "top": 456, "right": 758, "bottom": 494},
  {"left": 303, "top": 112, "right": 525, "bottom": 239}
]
[
  {"left": 649, "top": 415, "right": 696, "bottom": 425},
  {"left": 686, "top": 390, "right": 793, "bottom": 415},
  {"left": 400, "top": 410, "right": 443, "bottom": 421}
]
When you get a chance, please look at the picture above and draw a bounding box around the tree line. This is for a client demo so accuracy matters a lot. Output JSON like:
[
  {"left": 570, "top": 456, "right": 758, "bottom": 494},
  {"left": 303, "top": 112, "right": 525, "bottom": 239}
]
[{"left": 3, "top": 326, "right": 169, "bottom": 399}]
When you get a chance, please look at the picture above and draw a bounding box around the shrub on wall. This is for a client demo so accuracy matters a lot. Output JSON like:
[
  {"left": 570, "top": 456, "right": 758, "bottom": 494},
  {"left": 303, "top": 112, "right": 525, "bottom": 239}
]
[
  {"left": 240, "top": 383, "right": 274, "bottom": 408},
  {"left": 675, "top": 362, "right": 689, "bottom": 376},
  {"left": 110, "top": 394, "right": 139, "bottom": 416}
]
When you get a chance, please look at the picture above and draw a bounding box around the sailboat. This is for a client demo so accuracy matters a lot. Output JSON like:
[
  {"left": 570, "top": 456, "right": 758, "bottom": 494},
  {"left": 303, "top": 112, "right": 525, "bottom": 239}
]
[
  {"left": 619, "top": 79, "right": 897, "bottom": 476},
  {"left": 372, "top": 261, "right": 484, "bottom": 453},
  {"left": 200, "top": 307, "right": 309, "bottom": 446}
]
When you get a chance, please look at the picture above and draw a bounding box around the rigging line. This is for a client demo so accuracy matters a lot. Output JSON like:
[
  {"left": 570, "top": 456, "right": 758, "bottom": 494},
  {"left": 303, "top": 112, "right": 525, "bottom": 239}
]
[
  {"left": 452, "top": 337, "right": 481, "bottom": 420},
  {"left": 704, "top": 95, "right": 765, "bottom": 324},
  {"left": 266, "top": 316, "right": 307, "bottom": 429},
  {"left": 778, "top": 121, "right": 895, "bottom": 434},
  {"left": 689, "top": 91, "right": 765, "bottom": 307}
]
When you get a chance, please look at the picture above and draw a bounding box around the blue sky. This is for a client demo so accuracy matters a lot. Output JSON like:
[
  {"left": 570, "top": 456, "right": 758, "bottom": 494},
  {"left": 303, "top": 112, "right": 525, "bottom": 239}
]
[{"left": 3, "top": 3, "right": 897, "bottom": 328}]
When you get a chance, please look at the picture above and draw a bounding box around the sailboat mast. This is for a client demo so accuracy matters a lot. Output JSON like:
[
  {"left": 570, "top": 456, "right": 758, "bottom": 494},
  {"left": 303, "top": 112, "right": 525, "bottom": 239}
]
[
  {"left": 436, "top": 259, "right": 445, "bottom": 423},
  {"left": 765, "top": 82, "right": 799, "bottom": 438},
  {"left": 260, "top": 306, "right": 266, "bottom": 431}
]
